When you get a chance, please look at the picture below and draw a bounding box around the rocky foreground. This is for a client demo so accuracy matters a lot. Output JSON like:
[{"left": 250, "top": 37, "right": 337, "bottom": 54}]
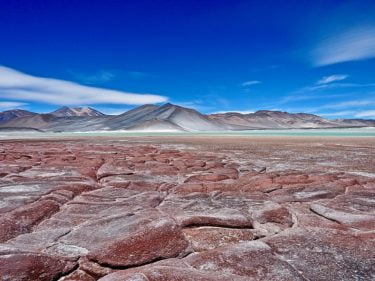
[{"left": 0, "top": 137, "right": 374, "bottom": 281}]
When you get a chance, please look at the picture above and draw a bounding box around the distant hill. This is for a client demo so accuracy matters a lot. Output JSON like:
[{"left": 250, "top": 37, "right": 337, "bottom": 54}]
[
  {"left": 50, "top": 106, "right": 105, "bottom": 117},
  {"left": 0, "top": 109, "right": 37, "bottom": 124},
  {"left": 0, "top": 103, "right": 374, "bottom": 132},
  {"left": 104, "top": 103, "right": 224, "bottom": 131},
  {"left": 209, "top": 110, "right": 340, "bottom": 129}
]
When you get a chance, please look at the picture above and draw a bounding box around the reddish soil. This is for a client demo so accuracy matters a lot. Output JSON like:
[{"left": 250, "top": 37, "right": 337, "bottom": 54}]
[{"left": 0, "top": 136, "right": 374, "bottom": 280}]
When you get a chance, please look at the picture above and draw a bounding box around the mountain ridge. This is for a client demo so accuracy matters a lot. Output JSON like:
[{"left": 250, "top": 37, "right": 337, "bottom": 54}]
[
  {"left": 50, "top": 106, "right": 105, "bottom": 117},
  {"left": 0, "top": 103, "right": 374, "bottom": 132},
  {"left": 0, "top": 109, "right": 37, "bottom": 124}
]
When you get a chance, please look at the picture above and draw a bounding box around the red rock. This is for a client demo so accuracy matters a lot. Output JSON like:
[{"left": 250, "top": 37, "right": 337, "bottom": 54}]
[
  {"left": 253, "top": 205, "right": 293, "bottom": 226},
  {"left": 78, "top": 257, "right": 114, "bottom": 278},
  {"left": 183, "top": 226, "right": 254, "bottom": 251},
  {"left": 273, "top": 173, "right": 312, "bottom": 185},
  {"left": 0, "top": 228, "right": 72, "bottom": 255},
  {"left": 204, "top": 182, "right": 240, "bottom": 193},
  {"left": 204, "top": 161, "right": 225, "bottom": 169},
  {"left": 99, "top": 265, "right": 248, "bottom": 281},
  {"left": 148, "top": 165, "right": 179, "bottom": 176},
  {"left": 0, "top": 165, "right": 31, "bottom": 177},
  {"left": 185, "top": 173, "right": 230, "bottom": 182},
  {"left": 0, "top": 253, "right": 76, "bottom": 281},
  {"left": 172, "top": 183, "right": 206, "bottom": 193},
  {"left": 208, "top": 167, "right": 239, "bottom": 179},
  {"left": 0, "top": 199, "right": 60, "bottom": 242},
  {"left": 0, "top": 140, "right": 373, "bottom": 280},
  {"left": 310, "top": 194, "right": 375, "bottom": 230},
  {"left": 237, "top": 173, "right": 281, "bottom": 193},
  {"left": 59, "top": 269, "right": 96, "bottom": 281},
  {"left": 127, "top": 181, "right": 160, "bottom": 191},
  {"left": 185, "top": 159, "right": 206, "bottom": 168},
  {"left": 96, "top": 161, "right": 134, "bottom": 180},
  {"left": 51, "top": 210, "right": 189, "bottom": 267},
  {"left": 271, "top": 184, "right": 345, "bottom": 203},
  {"left": 264, "top": 227, "right": 375, "bottom": 280},
  {"left": 287, "top": 204, "right": 347, "bottom": 230},
  {"left": 158, "top": 194, "right": 252, "bottom": 228},
  {"left": 36, "top": 188, "right": 163, "bottom": 230},
  {"left": 184, "top": 241, "right": 305, "bottom": 280}
]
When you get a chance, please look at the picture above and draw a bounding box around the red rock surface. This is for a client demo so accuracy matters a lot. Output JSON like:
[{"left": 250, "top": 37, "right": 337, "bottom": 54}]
[{"left": 0, "top": 138, "right": 374, "bottom": 280}]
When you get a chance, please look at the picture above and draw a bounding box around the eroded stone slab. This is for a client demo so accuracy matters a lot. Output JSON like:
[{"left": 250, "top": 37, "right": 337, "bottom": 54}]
[{"left": 0, "top": 139, "right": 373, "bottom": 280}]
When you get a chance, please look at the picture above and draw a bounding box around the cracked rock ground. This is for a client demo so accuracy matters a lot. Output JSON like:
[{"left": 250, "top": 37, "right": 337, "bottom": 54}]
[{"left": 0, "top": 137, "right": 374, "bottom": 281}]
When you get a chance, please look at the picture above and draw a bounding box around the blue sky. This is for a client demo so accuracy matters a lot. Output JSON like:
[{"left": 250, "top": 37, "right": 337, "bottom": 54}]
[{"left": 0, "top": 0, "right": 374, "bottom": 118}]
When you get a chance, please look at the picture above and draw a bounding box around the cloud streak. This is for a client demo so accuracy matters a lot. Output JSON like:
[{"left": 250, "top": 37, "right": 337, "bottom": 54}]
[
  {"left": 280, "top": 81, "right": 375, "bottom": 105},
  {"left": 68, "top": 70, "right": 116, "bottom": 84},
  {"left": 317, "top": 99, "right": 375, "bottom": 111},
  {"left": 319, "top": 111, "right": 355, "bottom": 117},
  {"left": 316, "top": 74, "right": 348, "bottom": 85},
  {"left": 241, "top": 80, "right": 261, "bottom": 87},
  {"left": 0, "top": 66, "right": 168, "bottom": 106},
  {"left": 354, "top": 110, "right": 375, "bottom": 119},
  {"left": 312, "top": 26, "right": 375, "bottom": 66},
  {"left": 0, "top": 101, "right": 27, "bottom": 110}
]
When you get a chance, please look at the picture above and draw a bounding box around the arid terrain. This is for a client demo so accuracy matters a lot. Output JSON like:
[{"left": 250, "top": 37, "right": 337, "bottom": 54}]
[{"left": 0, "top": 136, "right": 374, "bottom": 281}]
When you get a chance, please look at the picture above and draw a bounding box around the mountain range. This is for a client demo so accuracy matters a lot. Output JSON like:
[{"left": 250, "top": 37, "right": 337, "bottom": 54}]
[{"left": 0, "top": 103, "right": 374, "bottom": 132}]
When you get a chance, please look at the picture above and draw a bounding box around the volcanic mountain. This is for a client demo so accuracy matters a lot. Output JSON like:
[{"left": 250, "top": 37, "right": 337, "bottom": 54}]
[
  {"left": 0, "top": 103, "right": 374, "bottom": 132},
  {"left": 50, "top": 106, "right": 105, "bottom": 117},
  {"left": 102, "top": 103, "right": 224, "bottom": 131}
]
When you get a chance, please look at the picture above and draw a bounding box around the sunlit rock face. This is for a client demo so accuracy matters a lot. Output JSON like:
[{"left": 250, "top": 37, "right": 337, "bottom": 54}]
[{"left": 0, "top": 138, "right": 374, "bottom": 280}]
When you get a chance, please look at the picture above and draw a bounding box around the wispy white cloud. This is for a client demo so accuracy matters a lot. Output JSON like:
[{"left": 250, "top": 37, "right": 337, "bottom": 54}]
[
  {"left": 316, "top": 74, "right": 348, "bottom": 85},
  {"left": 0, "top": 101, "right": 27, "bottom": 111},
  {"left": 280, "top": 93, "right": 349, "bottom": 104},
  {"left": 173, "top": 100, "right": 214, "bottom": 112},
  {"left": 354, "top": 110, "right": 375, "bottom": 119},
  {"left": 68, "top": 70, "right": 116, "bottom": 84},
  {"left": 293, "top": 82, "right": 375, "bottom": 95},
  {"left": 279, "top": 80, "right": 375, "bottom": 105},
  {"left": 312, "top": 25, "right": 375, "bottom": 66},
  {"left": 241, "top": 80, "right": 261, "bottom": 87},
  {"left": 0, "top": 66, "right": 168, "bottom": 106},
  {"left": 68, "top": 69, "right": 156, "bottom": 85},
  {"left": 322, "top": 100, "right": 375, "bottom": 110},
  {"left": 319, "top": 110, "right": 355, "bottom": 117}
]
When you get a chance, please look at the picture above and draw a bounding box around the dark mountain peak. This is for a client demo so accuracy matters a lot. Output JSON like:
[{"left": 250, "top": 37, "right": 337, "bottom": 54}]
[
  {"left": 2, "top": 109, "right": 31, "bottom": 113},
  {"left": 254, "top": 110, "right": 287, "bottom": 116},
  {"left": 159, "top": 103, "right": 200, "bottom": 113},
  {"left": 51, "top": 106, "right": 105, "bottom": 117},
  {"left": 136, "top": 104, "right": 160, "bottom": 110},
  {"left": 117, "top": 104, "right": 159, "bottom": 117},
  {"left": 253, "top": 110, "right": 322, "bottom": 120},
  {"left": 210, "top": 112, "right": 245, "bottom": 117},
  {"left": 159, "top": 102, "right": 181, "bottom": 110},
  {"left": 0, "top": 109, "right": 37, "bottom": 124}
]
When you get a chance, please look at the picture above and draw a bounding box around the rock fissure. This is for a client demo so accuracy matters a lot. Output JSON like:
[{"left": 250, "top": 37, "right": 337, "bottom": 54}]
[{"left": 0, "top": 139, "right": 374, "bottom": 280}]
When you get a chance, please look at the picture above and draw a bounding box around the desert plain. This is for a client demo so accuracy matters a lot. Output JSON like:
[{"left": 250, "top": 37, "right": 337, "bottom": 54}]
[{"left": 0, "top": 135, "right": 374, "bottom": 281}]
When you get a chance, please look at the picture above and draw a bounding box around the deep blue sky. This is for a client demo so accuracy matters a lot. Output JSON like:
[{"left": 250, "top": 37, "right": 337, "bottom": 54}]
[{"left": 0, "top": 0, "right": 374, "bottom": 118}]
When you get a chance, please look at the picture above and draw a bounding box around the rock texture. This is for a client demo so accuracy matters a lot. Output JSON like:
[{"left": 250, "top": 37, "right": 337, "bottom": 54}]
[{"left": 0, "top": 138, "right": 374, "bottom": 280}]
